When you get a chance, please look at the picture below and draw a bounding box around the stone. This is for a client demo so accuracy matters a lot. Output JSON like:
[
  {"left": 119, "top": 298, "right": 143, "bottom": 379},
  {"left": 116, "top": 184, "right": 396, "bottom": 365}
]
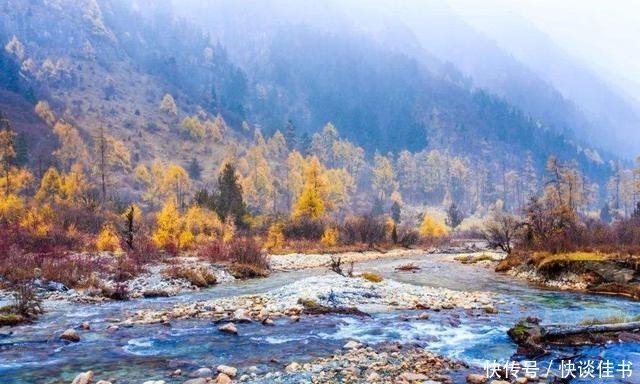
[
  {"left": 467, "top": 373, "right": 488, "bottom": 384},
  {"left": 343, "top": 340, "right": 361, "bottom": 350},
  {"left": 216, "top": 365, "right": 237, "bottom": 377},
  {"left": 60, "top": 329, "right": 80, "bottom": 342},
  {"left": 191, "top": 367, "right": 213, "bottom": 378},
  {"left": 216, "top": 373, "right": 231, "bottom": 384},
  {"left": 367, "top": 372, "right": 380, "bottom": 381},
  {"left": 142, "top": 381, "right": 166, "bottom": 384},
  {"left": 515, "top": 378, "right": 528, "bottom": 384},
  {"left": 218, "top": 323, "right": 238, "bottom": 335},
  {"left": 490, "top": 381, "right": 510, "bottom": 384},
  {"left": 483, "top": 305, "right": 498, "bottom": 314},
  {"left": 80, "top": 322, "right": 91, "bottom": 330},
  {"left": 290, "top": 315, "right": 300, "bottom": 322},
  {"left": 418, "top": 312, "right": 430, "bottom": 320},
  {"left": 285, "top": 362, "right": 301, "bottom": 372},
  {"left": 399, "top": 372, "right": 429, "bottom": 381},
  {"left": 262, "top": 318, "right": 274, "bottom": 326},
  {"left": 96, "top": 381, "right": 112, "bottom": 384},
  {"left": 71, "top": 371, "right": 94, "bottom": 384},
  {"left": 183, "top": 379, "right": 207, "bottom": 384},
  {"left": 232, "top": 309, "right": 252, "bottom": 323}
]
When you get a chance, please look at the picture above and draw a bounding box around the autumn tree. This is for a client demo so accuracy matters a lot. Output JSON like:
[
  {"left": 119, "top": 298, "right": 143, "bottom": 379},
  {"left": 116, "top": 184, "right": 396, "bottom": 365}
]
[
  {"left": 94, "top": 126, "right": 131, "bottom": 202},
  {"left": 163, "top": 163, "right": 190, "bottom": 209},
  {"left": 160, "top": 93, "right": 177, "bottom": 115},
  {"left": 52, "top": 121, "right": 89, "bottom": 171},
  {"left": 292, "top": 157, "right": 327, "bottom": 220},
  {"left": 372, "top": 153, "right": 398, "bottom": 200},
  {"left": 0, "top": 114, "right": 16, "bottom": 196}
]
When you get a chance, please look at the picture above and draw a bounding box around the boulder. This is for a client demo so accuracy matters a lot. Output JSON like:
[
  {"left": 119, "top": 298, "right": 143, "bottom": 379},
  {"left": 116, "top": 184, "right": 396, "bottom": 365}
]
[
  {"left": 191, "top": 367, "right": 213, "bottom": 378},
  {"left": 285, "top": 362, "right": 301, "bottom": 372},
  {"left": 343, "top": 340, "right": 361, "bottom": 350},
  {"left": 71, "top": 371, "right": 93, "bottom": 384},
  {"left": 60, "top": 329, "right": 80, "bottom": 342},
  {"left": 232, "top": 309, "right": 252, "bottom": 323},
  {"left": 218, "top": 323, "right": 238, "bottom": 335},
  {"left": 216, "top": 365, "right": 237, "bottom": 377},
  {"left": 80, "top": 322, "right": 91, "bottom": 330},
  {"left": 484, "top": 305, "right": 498, "bottom": 314},
  {"left": 215, "top": 373, "right": 231, "bottom": 384}
]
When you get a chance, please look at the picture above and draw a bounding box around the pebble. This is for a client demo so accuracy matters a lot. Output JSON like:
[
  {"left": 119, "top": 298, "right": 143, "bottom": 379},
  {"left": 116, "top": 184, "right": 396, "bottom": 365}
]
[
  {"left": 216, "top": 365, "right": 237, "bottom": 377},
  {"left": 418, "top": 312, "right": 430, "bottom": 320},
  {"left": 399, "top": 372, "right": 429, "bottom": 381},
  {"left": 80, "top": 322, "right": 91, "bottom": 330},
  {"left": 218, "top": 323, "right": 238, "bottom": 335},
  {"left": 142, "top": 381, "right": 165, "bottom": 384},
  {"left": 60, "top": 329, "right": 80, "bottom": 342}
]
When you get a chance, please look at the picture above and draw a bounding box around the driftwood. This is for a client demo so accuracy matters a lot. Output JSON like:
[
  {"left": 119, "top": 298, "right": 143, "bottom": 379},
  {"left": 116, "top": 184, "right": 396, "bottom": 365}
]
[
  {"left": 508, "top": 317, "right": 640, "bottom": 358},
  {"left": 543, "top": 321, "right": 640, "bottom": 338}
]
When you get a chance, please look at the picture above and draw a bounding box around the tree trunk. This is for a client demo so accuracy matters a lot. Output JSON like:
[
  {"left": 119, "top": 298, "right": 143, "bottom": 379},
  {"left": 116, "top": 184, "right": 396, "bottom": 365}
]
[{"left": 543, "top": 321, "right": 640, "bottom": 338}]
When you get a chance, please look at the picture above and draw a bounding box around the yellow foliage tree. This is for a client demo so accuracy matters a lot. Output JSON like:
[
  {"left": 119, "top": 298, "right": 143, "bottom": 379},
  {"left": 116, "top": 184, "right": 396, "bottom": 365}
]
[
  {"left": 20, "top": 204, "right": 54, "bottom": 237},
  {"left": 0, "top": 193, "right": 24, "bottom": 224},
  {"left": 152, "top": 200, "right": 181, "bottom": 249},
  {"left": 96, "top": 223, "right": 121, "bottom": 252},
  {"left": 265, "top": 222, "right": 285, "bottom": 252},
  {"left": 163, "top": 163, "right": 190, "bottom": 208},
  {"left": 292, "top": 157, "right": 327, "bottom": 220},
  {"left": 52, "top": 121, "right": 89, "bottom": 170},
  {"left": 183, "top": 205, "right": 223, "bottom": 241},
  {"left": 419, "top": 214, "right": 449, "bottom": 238}
]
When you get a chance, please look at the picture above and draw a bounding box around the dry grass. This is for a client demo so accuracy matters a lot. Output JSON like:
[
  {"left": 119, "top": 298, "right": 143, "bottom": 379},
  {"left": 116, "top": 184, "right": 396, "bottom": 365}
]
[
  {"left": 533, "top": 252, "right": 608, "bottom": 269},
  {"left": 579, "top": 315, "right": 640, "bottom": 326},
  {"left": 361, "top": 271, "right": 384, "bottom": 283},
  {"left": 164, "top": 265, "right": 217, "bottom": 287}
]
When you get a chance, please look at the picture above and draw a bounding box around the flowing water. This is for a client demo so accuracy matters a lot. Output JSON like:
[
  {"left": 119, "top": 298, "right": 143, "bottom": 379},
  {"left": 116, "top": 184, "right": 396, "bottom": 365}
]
[{"left": 2, "top": 254, "right": 640, "bottom": 383}]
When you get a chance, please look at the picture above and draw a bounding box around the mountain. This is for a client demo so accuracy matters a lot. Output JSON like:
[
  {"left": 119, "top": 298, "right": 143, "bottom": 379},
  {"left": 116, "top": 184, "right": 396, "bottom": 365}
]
[{"left": 0, "top": 0, "right": 612, "bottom": 189}]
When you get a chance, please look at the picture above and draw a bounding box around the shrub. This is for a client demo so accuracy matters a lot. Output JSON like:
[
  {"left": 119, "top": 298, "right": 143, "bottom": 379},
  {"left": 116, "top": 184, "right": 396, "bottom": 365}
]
[
  {"left": 265, "top": 223, "right": 285, "bottom": 252},
  {"left": 340, "top": 215, "right": 386, "bottom": 245},
  {"left": 96, "top": 223, "right": 121, "bottom": 252},
  {"left": 419, "top": 214, "right": 448, "bottom": 238},
  {"left": 229, "top": 237, "right": 269, "bottom": 271},
  {"left": 361, "top": 271, "right": 383, "bottom": 283},
  {"left": 11, "top": 282, "right": 43, "bottom": 318},
  {"left": 101, "top": 282, "right": 129, "bottom": 300},
  {"left": 164, "top": 265, "right": 217, "bottom": 287},
  {"left": 320, "top": 227, "right": 339, "bottom": 247},
  {"left": 397, "top": 226, "right": 420, "bottom": 248},
  {"left": 283, "top": 217, "right": 325, "bottom": 240},
  {"left": 229, "top": 263, "right": 269, "bottom": 279}
]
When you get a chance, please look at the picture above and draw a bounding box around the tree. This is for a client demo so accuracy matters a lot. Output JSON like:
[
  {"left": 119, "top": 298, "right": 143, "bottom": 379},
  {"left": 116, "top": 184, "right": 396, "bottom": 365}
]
[
  {"left": 35, "top": 101, "right": 56, "bottom": 126},
  {"left": 163, "top": 164, "right": 190, "bottom": 209},
  {"left": 122, "top": 204, "right": 141, "bottom": 250},
  {"left": 445, "top": 203, "right": 464, "bottom": 229},
  {"left": 53, "top": 121, "right": 89, "bottom": 171},
  {"left": 292, "top": 157, "right": 327, "bottom": 220},
  {"left": 187, "top": 157, "right": 202, "bottom": 180},
  {"left": 484, "top": 211, "right": 520, "bottom": 254},
  {"left": 284, "top": 119, "right": 297, "bottom": 150},
  {"left": 160, "top": 93, "right": 177, "bottom": 115},
  {"left": 152, "top": 200, "right": 181, "bottom": 249},
  {"left": 216, "top": 163, "right": 247, "bottom": 225},
  {"left": 0, "top": 117, "right": 16, "bottom": 196},
  {"left": 419, "top": 214, "right": 448, "bottom": 238},
  {"left": 390, "top": 200, "right": 401, "bottom": 223},
  {"left": 94, "top": 126, "right": 131, "bottom": 202},
  {"left": 181, "top": 116, "right": 205, "bottom": 140},
  {"left": 372, "top": 153, "right": 398, "bottom": 200}
]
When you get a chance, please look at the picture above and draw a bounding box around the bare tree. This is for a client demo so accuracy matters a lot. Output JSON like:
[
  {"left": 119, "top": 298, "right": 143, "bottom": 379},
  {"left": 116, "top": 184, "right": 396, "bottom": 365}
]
[{"left": 484, "top": 211, "right": 520, "bottom": 254}]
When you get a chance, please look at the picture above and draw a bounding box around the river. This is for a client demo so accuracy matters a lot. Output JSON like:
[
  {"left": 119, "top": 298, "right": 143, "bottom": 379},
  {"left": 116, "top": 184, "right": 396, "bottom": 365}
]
[{"left": 2, "top": 253, "right": 640, "bottom": 383}]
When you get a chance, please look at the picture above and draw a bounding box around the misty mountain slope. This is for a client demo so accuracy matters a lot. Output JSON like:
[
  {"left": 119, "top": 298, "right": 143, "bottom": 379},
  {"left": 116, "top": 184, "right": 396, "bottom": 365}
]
[
  {"left": 456, "top": 11, "right": 640, "bottom": 157},
  {"left": 0, "top": 0, "right": 611, "bottom": 187}
]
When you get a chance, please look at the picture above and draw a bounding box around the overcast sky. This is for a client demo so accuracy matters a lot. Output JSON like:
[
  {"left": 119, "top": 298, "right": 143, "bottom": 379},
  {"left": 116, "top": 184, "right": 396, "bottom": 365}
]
[{"left": 450, "top": 0, "right": 640, "bottom": 99}]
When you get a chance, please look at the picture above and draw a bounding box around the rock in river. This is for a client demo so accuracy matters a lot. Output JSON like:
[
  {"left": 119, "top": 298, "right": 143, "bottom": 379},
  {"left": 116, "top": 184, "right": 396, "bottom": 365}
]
[
  {"left": 218, "top": 323, "right": 238, "bottom": 335},
  {"left": 343, "top": 340, "right": 361, "bottom": 350},
  {"left": 60, "top": 329, "right": 80, "bottom": 342},
  {"left": 467, "top": 373, "right": 487, "bottom": 383},
  {"left": 191, "top": 367, "right": 213, "bottom": 378}
]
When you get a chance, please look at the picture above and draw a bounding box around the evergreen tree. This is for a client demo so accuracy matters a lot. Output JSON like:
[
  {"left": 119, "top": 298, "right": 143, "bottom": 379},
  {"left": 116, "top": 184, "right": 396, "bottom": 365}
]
[
  {"left": 300, "top": 132, "right": 312, "bottom": 156},
  {"left": 284, "top": 119, "right": 297, "bottom": 150},
  {"left": 216, "top": 163, "right": 247, "bottom": 225},
  {"left": 446, "top": 202, "right": 464, "bottom": 229},
  {"left": 391, "top": 200, "right": 401, "bottom": 223},
  {"left": 187, "top": 157, "right": 202, "bottom": 180}
]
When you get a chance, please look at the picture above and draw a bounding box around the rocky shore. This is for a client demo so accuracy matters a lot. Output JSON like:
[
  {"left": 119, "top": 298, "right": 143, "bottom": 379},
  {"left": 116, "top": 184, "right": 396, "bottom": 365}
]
[
  {"left": 269, "top": 248, "right": 428, "bottom": 271},
  {"left": 122, "top": 273, "right": 494, "bottom": 325}
]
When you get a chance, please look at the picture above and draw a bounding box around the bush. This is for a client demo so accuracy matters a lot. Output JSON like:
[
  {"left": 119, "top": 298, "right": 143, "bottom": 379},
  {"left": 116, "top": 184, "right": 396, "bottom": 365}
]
[
  {"left": 265, "top": 223, "right": 285, "bottom": 252},
  {"left": 164, "top": 265, "right": 217, "bottom": 287},
  {"left": 229, "top": 237, "right": 269, "bottom": 271},
  {"left": 96, "top": 223, "right": 121, "bottom": 252},
  {"left": 340, "top": 215, "right": 386, "bottom": 246},
  {"left": 283, "top": 217, "right": 325, "bottom": 240},
  {"left": 419, "top": 214, "right": 448, "bottom": 238},
  {"left": 397, "top": 226, "right": 420, "bottom": 248},
  {"left": 320, "top": 227, "right": 339, "bottom": 247}
]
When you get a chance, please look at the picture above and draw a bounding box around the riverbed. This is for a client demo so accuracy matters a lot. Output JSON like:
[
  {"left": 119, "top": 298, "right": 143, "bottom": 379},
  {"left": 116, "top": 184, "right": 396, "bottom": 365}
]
[{"left": 2, "top": 253, "right": 640, "bottom": 383}]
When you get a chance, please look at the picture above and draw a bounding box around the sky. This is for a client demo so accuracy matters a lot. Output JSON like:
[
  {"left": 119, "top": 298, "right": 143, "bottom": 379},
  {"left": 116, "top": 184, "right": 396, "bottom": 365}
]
[{"left": 450, "top": 0, "right": 640, "bottom": 100}]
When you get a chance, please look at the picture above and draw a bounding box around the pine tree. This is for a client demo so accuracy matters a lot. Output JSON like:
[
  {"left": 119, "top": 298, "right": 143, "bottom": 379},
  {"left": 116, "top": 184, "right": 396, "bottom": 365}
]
[
  {"left": 187, "top": 157, "right": 202, "bottom": 180},
  {"left": 284, "top": 119, "right": 297, "bottom": 150},
  {"left": 216, "top": 163, "right": 247, "bottom": 225},
  {"left": 391, "top": 200, "right": 401, "bottom": 223}
]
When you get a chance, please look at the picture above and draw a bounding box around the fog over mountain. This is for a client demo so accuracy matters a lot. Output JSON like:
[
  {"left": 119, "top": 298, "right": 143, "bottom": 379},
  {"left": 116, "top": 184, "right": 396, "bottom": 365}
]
[{"left": 172, "top": 0, "right": 639, "bottom": 158}]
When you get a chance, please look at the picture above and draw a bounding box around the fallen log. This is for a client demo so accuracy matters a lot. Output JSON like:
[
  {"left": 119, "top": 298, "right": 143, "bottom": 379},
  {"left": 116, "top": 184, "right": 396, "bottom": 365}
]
[
  {"left": 543, "top": 321, "right": 640, "bottom": 338},
  {"left": 508, "top": 317, "right": 640, "bottom": 358}
]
